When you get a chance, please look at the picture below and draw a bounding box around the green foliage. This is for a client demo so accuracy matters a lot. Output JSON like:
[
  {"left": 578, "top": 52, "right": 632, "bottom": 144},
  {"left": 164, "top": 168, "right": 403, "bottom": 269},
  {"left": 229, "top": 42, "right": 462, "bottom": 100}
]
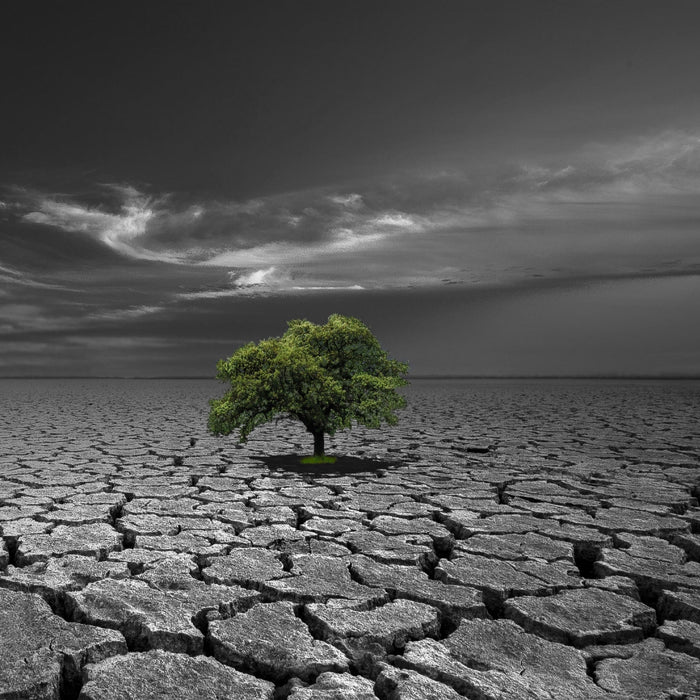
[{"left": 208, "top": 314, "right": 408, "bottom": 454}]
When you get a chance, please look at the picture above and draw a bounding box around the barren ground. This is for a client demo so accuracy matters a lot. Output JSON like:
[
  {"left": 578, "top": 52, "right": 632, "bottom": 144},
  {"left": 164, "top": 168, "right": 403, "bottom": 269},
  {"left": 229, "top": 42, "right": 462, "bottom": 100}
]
[{"left": 1, "top": 378, "right": 699, "bottom": 699}]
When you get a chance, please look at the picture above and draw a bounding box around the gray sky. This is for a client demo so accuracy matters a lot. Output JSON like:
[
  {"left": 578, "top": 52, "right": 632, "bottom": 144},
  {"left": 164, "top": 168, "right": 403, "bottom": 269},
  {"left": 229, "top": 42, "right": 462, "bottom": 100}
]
[{"left": 2, "top": 1, "right": 700, "bottom": 376}]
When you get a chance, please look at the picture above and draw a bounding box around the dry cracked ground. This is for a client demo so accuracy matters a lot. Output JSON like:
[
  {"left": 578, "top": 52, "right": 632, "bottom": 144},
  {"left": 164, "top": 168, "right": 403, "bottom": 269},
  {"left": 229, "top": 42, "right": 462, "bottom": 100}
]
[{"left": 1, "top": 378, "right": 699, "bottom": 699}]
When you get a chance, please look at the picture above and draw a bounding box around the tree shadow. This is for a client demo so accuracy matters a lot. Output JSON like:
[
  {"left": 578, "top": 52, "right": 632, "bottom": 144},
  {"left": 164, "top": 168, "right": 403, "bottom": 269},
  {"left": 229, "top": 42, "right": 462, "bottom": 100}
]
[{"left": 258, "top": 454, "right": 398, "bottom": 475}]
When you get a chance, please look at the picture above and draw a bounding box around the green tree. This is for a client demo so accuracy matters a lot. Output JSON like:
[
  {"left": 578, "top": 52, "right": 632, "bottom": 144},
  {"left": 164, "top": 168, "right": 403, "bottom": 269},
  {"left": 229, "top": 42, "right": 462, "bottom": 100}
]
[{"left": 208, "top": 314, "right": 408, "bottom": 456}]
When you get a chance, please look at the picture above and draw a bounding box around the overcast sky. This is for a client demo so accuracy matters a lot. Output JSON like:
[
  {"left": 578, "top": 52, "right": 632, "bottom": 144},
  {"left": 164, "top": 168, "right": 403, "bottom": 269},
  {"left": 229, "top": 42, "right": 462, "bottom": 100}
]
[{"left": 2, "top": 1, "right": 700, "bottom": 377}]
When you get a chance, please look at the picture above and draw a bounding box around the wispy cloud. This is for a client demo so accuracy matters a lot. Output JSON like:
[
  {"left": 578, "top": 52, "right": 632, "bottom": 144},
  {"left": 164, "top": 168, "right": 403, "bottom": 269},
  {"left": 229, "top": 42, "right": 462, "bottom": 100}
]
[
  {"left": 0, "top": 303, "right": 72, "bottom": 333},
  {"left": 3, "top": 129, "right": 700, "bottom": 377},
  {"left": 176, "top": 266, "right": 365, "bottom": 300},
  {"left": 510, "top": 130, "right": 700, "bottom": 207},
  {"left": 292, "top": 284, "right": 364, "bottom": 291},
  {"left": 233, "top": 266, "right": 279, "bottom": 286},
  {"left": 87, "top": 305, "right": 165, "bottom": 322},
  {"left": 0, "top": 340, "right": 52, "bottom": 354},
  {"left": 64, "top": 335, "right": 172, "bottom": 349},
  {"left": 18, "top": 185, "right": 184, "bottom": 263},
  {"left": 7, "top": 129, "right": 700, "bottom": 297},
  {"left": 0, "top": 263, "right": 71, "bottom": 290},
  {"left": 0, "top": 301, "right": 166, "bottom": 336}
]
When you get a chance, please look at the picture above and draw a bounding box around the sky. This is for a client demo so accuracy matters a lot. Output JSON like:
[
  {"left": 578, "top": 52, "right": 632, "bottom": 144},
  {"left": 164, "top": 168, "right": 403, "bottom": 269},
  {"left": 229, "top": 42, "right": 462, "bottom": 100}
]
[{"left": 2, "top": 0, "right": 700, "bottom": 377}]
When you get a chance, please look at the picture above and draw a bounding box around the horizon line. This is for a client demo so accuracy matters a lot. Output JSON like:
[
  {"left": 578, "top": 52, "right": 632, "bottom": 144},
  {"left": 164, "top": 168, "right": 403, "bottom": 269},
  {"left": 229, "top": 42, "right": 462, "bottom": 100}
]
[{"left": 1, "top": 374, "right": 699, "bottom": 380}]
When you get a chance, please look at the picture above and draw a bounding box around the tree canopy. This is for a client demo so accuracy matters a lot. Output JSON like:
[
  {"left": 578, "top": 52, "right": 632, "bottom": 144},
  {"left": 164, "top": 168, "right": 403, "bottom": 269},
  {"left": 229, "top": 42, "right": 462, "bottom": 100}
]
[{"left": 208, "top": 314, "right": 409, "bottom": 456}]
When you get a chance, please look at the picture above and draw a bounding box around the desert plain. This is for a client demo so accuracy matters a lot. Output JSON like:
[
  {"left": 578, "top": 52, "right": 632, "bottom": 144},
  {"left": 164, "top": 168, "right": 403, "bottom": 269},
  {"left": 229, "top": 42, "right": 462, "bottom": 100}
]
[{"left": 1, "top": 378, "right": 699, "bottom": 699}]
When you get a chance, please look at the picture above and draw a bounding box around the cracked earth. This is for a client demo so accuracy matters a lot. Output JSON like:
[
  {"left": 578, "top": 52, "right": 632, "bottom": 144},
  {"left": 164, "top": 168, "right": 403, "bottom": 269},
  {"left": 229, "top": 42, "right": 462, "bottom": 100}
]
[{"left": 1, "top": 378, "right": 699, "bottom": 699}]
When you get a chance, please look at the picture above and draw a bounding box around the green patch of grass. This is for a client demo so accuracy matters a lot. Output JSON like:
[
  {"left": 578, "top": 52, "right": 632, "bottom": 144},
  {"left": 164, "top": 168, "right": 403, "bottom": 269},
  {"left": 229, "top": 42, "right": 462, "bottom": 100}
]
[{"left": 300, "top": 455, "right": 337, "bottom": 464}]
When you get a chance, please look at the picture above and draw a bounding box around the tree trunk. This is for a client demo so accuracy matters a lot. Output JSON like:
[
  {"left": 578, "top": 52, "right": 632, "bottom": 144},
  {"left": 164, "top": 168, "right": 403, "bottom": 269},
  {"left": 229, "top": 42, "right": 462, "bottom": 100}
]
[{"left": 313, "top": 430, "right": 325, "bottom": 457}]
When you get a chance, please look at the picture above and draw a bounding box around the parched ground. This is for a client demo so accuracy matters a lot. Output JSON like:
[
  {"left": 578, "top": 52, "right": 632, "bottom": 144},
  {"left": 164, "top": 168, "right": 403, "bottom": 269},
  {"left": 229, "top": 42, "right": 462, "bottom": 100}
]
[{"left": 1, "top": 378, "right": 699, "bottom": 699}]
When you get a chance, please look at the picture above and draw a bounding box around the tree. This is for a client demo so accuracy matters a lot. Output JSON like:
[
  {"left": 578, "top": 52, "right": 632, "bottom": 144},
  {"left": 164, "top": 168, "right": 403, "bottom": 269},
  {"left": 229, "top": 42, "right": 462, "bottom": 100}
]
[{"left": 208, "top": 314, "right": 409, "bottom": 457}]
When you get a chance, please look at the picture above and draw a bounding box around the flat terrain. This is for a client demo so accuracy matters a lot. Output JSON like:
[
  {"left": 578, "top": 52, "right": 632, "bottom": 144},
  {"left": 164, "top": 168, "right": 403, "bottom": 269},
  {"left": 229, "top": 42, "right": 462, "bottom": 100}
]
[{"left": 1, "top": 379, "right": 699, "bottom": 699}]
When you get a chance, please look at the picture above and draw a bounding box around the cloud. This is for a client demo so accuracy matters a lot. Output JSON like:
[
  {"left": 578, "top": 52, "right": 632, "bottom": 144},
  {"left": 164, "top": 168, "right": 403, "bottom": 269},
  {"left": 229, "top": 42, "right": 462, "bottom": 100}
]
[
  {"left": 198, "top": 228, "right": 388, "bottom": 269},
  {"left": 175, "top": 289, "right": 241, "bottom": 301},
  {"left": 3, "top": 128, "right": 700, "bottom": 377},
  {"left": 19, "top": 185, "right": 184, "bottom": 263},
  {"left": 0, "top": 263, "right": 73, "bottom": 290},
  {"left": 175, "top": 266, "right": 290, "bottom": 300},
  {"left": 12, "top": 183, "right": 425, "bottom": 278},
  {"left": 291, "top": 284, "right": 364, "bottom": 291},
  {"left": 88, "top": 305, "right": 165, "bottom": 322},
  {"left": 232, "top": 266, "right": 279, "bottom": 287},
  {"left": 177, "top": 265, "right": 364, "bottom": 299},
  {"left": 0, "top": 340, "right": 52, "bottom": 354},
  {"left": 0, "top": 300, "right": 167, "bottom": 336},
  {"left": 328, "top": 193, "right": 364, "bottom": 208},
  {"left": 0, "top": 303, "right": 43, "bottom": 320},
  {"left": 8, "top": 128, "right": 700, "bottom": 297},
  {"left": 511, "top": 130, "right": 700, "bottom": 204},
  {"left": 0, "top": 303, "right": 74, "bottom": 333},
  {"left": 175, "top": 264, "right": 369, "bottom": 300},
  {"left": 372, "top": 212, "right": 419, "bottom": 228},
  {"left": 64, "top": 335, "right": 171, "bottom": 349}
]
